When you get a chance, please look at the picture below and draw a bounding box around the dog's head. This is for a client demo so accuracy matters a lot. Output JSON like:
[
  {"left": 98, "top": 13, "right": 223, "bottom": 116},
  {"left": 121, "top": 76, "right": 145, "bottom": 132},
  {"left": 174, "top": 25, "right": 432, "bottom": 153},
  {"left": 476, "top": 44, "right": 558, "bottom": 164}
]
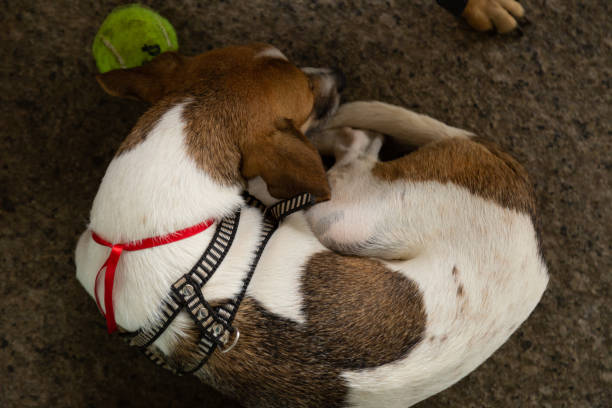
[{"left": 96, "top": 44, "right": 343, "bottom": 201}]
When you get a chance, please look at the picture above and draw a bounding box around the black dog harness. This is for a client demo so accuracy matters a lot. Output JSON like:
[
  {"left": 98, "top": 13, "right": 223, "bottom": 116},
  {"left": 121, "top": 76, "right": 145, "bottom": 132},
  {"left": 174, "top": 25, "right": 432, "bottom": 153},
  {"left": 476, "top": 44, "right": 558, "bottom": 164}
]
[{"left": 119, "top": 192, "right": 314, "bottom": 375}]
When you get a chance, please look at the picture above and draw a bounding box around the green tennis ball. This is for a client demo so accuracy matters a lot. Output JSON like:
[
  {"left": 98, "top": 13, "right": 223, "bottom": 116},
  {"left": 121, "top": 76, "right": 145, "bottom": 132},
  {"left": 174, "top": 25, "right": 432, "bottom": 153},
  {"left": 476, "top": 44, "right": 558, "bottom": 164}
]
[{"left": 92, "top": 4, "right": 179, "bottom": 73}]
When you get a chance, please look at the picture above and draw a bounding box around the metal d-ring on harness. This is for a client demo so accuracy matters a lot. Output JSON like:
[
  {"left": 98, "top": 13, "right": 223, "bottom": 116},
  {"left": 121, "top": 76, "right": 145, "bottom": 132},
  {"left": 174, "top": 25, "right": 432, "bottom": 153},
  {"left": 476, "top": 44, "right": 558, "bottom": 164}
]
[{"left": 119, "top": 192, "right": 314, "bottom": 375}]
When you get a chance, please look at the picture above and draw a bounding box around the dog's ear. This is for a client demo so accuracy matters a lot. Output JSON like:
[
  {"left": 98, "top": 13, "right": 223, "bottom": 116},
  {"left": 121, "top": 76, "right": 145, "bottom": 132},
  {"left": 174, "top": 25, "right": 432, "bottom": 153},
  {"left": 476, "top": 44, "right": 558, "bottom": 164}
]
[
  {"left": 241, "top": 119, "right": 331, "bottom": 201},
  {"left": 95, "top": 52, "right": 184, "bottom": 103}
]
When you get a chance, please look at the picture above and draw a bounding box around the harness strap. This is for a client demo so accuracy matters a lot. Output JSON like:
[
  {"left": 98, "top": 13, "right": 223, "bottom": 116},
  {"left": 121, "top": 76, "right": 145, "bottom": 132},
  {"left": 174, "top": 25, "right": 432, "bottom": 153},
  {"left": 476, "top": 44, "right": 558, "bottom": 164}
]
[
  {"left": 126, "top": 214, "right": 240, "bottom": 349},
  {"left": 92, "top": 219, "right": 215, "bottom": 333},
  {"left": 122, "top": 192, "right": 314, "bottom": 375}
]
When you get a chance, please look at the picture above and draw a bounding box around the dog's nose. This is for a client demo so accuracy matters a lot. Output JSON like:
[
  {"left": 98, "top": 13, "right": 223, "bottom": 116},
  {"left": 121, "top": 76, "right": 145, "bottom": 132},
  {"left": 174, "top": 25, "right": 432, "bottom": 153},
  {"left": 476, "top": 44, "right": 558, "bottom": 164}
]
[{"left": 332, "top": 69, "right": 346, "bottom": 93}]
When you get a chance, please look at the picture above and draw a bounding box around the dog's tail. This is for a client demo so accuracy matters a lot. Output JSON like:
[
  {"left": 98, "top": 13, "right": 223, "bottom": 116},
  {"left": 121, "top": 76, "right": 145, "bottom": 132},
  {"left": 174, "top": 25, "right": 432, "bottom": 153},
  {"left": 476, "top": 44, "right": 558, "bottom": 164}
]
[{"left": 326, "top": 101, "right": 474, "bottom": 147}]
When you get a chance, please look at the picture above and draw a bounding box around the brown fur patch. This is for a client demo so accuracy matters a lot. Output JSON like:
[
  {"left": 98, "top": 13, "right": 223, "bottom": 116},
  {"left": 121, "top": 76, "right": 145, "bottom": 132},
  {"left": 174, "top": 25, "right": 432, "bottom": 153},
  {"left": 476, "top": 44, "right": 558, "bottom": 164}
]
[
  {"left": 372, "top": 137, "right": 537, "bottom": 219},
  {"left": 194, "top": 299, "right": 348, "bottom": 408},
  {"left": 170, "top": 251, "right": 425, "bottom": 407},
  {"left": 301, "top": 251, "right": 426, "bottom": 369},
  {"left": 181, "top": 96, "right": 244, "bottom": 186},
  {"left": 100, "top": 44, "right": 331, "bottom": 194}
]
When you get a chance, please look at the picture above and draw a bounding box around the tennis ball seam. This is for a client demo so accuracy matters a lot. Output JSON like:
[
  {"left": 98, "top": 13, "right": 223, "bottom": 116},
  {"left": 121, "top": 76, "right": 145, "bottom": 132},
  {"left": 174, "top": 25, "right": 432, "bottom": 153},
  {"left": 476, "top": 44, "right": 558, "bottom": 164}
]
[
  {"left": 153, "top": 15, "right": 172, "bottom": 47},
  {"left": 100, "top": 36, "right": 127, "bottom": 69}
]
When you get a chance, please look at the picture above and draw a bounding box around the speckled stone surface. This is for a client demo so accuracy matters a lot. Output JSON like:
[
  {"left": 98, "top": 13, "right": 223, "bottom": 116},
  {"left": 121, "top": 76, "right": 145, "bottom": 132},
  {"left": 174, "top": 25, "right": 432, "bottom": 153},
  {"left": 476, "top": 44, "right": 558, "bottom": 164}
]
[{"left": 1, "top": 0, "right": 610, "bottom": 407}]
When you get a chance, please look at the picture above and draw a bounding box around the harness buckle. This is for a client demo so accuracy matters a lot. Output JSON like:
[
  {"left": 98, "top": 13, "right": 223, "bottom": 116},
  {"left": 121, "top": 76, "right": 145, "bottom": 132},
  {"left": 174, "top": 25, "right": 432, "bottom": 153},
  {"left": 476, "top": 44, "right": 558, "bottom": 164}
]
[{"left": 219, "top": 328, "right": 240, "bottom": 353}]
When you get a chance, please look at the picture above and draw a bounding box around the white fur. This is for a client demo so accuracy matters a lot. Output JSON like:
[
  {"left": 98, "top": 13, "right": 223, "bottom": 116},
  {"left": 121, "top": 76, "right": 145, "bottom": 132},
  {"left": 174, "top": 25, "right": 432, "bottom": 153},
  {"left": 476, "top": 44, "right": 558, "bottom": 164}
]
[
  {"left": 248, "top": 212, "right": 327, "bottom": 324},
  {"left": 243, "top": 176, "right": 326, "bottom": 323},
  {"left": 245, "top": 177, "right": 329, "bottom": 323},
  {"left": 254, "top": 47, "right": 288, "bottom": 61}
]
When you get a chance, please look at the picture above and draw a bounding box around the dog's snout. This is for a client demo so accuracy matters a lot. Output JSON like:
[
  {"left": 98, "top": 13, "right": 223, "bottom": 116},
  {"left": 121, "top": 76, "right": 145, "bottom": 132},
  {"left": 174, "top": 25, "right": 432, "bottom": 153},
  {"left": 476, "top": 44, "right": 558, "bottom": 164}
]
[
  {"left": 301, "top": 66, "right": 343, "bottom": 125},
  {"left": 302, "top": 67, "right": 345, "bottom": 93}
]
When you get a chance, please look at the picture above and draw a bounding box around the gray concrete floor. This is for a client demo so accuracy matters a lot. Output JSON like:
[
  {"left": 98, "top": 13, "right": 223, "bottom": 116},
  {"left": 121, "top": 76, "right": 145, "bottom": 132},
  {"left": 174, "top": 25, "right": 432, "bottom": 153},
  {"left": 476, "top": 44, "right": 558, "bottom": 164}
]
[{"left": 1, "top": 0, "right": 609, "bottom": 407}]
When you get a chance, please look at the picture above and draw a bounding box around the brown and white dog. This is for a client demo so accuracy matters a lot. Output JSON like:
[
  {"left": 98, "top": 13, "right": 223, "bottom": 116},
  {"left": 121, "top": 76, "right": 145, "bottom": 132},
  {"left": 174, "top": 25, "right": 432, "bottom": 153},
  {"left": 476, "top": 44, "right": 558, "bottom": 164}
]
[{"left": 75, "top": 44, "right": 548, "bottom": 407}]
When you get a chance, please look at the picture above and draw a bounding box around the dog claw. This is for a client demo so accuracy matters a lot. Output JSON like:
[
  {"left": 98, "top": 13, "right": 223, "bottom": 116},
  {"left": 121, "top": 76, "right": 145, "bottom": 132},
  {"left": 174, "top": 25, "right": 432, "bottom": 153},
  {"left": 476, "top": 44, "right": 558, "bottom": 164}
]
[{"left": 516, "top": 16, "right": 531, "bottom": 26}]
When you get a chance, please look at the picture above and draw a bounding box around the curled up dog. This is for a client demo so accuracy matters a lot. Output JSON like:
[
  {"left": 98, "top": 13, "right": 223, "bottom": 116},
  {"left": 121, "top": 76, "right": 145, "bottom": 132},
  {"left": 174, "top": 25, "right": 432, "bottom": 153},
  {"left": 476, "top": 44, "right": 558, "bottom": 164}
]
[{"left": 75, "top": 44, "right": 548, "bottom": 407}]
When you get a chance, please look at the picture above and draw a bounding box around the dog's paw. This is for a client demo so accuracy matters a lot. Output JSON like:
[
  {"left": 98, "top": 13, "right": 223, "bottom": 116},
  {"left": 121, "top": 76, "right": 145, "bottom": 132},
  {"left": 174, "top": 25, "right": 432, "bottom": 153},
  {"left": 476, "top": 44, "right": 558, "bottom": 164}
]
[
  {"left": 462, "top": 0, "right": 525, "bottom": 33},
  {"left": 332, "top": 128, "right": 385, "bottom": 165}
]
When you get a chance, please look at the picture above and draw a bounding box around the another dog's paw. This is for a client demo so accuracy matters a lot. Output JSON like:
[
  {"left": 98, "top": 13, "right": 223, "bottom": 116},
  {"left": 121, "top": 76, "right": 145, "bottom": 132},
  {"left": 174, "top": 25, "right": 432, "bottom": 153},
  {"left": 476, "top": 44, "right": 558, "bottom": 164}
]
[{"left": 462, "top": 0, "right": 525, "bottom": 33}]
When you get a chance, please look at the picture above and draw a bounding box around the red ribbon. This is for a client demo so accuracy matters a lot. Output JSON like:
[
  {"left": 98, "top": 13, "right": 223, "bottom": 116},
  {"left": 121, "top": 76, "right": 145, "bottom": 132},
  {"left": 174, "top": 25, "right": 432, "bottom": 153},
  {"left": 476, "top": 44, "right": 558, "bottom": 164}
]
[{"left": 91, "top": 219, "right": 215, "bottom": 334}]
